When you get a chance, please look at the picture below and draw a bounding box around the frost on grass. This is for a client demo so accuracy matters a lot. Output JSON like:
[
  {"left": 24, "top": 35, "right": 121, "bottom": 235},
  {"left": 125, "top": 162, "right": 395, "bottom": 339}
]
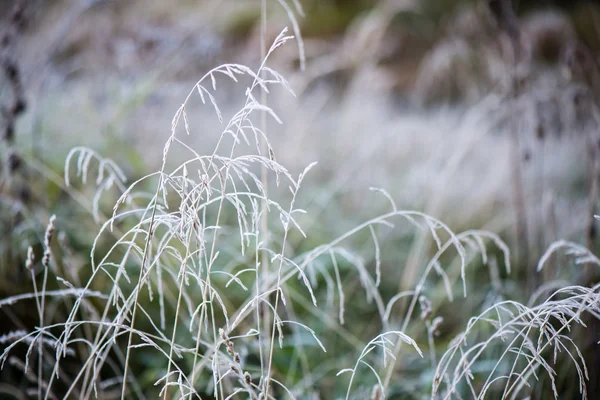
[
  {"left": 1, "top": 21, "right": 600, "bottom": 400},
  {"left": 433, "top": 283, "right": 600, "bottom": 400}
]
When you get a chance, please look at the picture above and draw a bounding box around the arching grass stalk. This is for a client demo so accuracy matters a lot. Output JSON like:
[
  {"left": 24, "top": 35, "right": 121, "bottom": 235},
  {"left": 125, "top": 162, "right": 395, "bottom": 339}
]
[
  {"left": 184, "top": 29, "right": 297, "bottom": 399},
  {"left": 119, "top": 44, "right": 288, "bottom": 397},
  {"left": 379, "top": 227, "right": 509, "bottom": 394}
]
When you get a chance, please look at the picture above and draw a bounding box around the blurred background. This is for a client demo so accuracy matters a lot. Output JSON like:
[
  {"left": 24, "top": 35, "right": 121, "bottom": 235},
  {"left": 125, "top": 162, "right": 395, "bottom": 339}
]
[{"left": 2, "top": 0, "right": 600, "bottom": 398}]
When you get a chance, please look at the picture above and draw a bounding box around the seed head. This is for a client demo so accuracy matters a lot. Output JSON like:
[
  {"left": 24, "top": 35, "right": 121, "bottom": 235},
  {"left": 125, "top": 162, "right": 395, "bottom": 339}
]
[
  {"left": 419, "top": 295, "right": 432, "bottom": 321},
  {"left": 42, "top": 215, "right": 56, "bottom": 268},
  {"left": 25, "top": 246, "right": 34, "bottom": 270}
]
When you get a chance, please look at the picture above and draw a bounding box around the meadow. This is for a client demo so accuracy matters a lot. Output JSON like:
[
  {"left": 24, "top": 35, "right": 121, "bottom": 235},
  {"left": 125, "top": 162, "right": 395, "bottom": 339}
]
[{"left": 1, "top": 0, "right": 600, "bottom": 399}]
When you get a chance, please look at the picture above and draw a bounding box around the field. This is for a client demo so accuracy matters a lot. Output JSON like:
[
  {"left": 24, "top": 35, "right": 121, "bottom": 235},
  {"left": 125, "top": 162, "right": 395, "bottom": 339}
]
[{"left": 1, "top": 0, "right": 600, "bottom": 399}]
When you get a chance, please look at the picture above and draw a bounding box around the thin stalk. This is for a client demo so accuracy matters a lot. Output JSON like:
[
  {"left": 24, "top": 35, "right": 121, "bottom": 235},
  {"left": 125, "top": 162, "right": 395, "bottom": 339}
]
[
  {"left": 264, "top": 186, "right": 306, "bottom": 396},
  {"left": 263, "top": 227, "right": 292, "bottom": 397},
  {"left": 37, "top": 266, "right": 48, "bottom": 400},
  {"left": 164, "top": 229, "right": 195, "bottom": 400},
  {"left": 189, "top": 220, "right": 208, "bottom": 397},
  {"left": 120, "top": 191, "right": 163, "bottom": 400},
  {"left": 259, "top": 0, "right": 271, "bottom": 393},
  {"left": 510, "top": 114, "right": 531, "bottom": 290},
  {"left": 29, "top": 268, "right": 42, "bottom": 400}
]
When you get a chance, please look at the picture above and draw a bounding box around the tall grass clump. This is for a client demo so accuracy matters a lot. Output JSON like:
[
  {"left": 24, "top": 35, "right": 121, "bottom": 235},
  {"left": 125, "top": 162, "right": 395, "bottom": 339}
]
[{"left": 2, "top": 4, "right": 600, "bottom": 400}]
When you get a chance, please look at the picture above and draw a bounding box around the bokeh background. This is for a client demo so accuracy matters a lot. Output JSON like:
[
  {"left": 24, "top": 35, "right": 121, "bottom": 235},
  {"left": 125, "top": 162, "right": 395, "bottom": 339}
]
[{"left": 2, "top": 0, "right": 600, "bottom": 398}]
